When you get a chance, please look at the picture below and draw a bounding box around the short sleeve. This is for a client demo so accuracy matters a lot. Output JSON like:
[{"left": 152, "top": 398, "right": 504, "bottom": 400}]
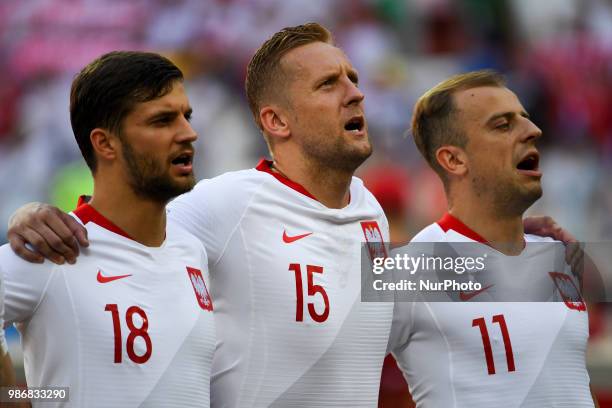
[
  {"left": 0, "top": 278, "right": 7, "bottom": 355},
  {"left": 0, "top": 245, "right": 56, "bottom": 325}
]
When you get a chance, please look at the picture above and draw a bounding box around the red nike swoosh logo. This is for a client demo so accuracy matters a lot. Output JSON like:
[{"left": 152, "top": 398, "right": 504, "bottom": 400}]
[
  {"left": 282, "top": 230, "right": 313, "bottom": 243},
  {"left": 459, "top": 284, "right": 494, "bottom": 301},
  {"left": 97, "top": 270, "right": 132, "bottom": 283}
]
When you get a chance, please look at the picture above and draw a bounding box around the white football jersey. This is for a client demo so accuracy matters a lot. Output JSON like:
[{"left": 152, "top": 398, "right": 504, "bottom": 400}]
[
  {"left": 0, "top": 203, "right": 215, "bottom": 407},
  {"left": 168, "top": 159, "right": 393, "bottom": 407},
  {"left": 388, "top": 213, "right": 592, "bottom": 407}
]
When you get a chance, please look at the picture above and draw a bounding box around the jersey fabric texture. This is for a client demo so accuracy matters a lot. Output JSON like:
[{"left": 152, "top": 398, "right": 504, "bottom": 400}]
[
  {"left": 0, "top": 203, "right": 215, "bottom": 407},
  {"left": 388, "top": 213, "right": 592, "bottom": 408},
  {"left": 167, "top": 159, "right": 393, "bottom": 407}
]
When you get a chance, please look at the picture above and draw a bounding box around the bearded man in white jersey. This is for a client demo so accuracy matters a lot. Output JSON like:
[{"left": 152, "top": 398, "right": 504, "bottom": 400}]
[
  {"left": 0, "top": 52, "right": 216, "bottom": 407},
  {"left": 387, "top": 70, "right": 597, "bottom": 407},
  {"left": 6, "top": 25, "right": 581, "bottom": 407}
]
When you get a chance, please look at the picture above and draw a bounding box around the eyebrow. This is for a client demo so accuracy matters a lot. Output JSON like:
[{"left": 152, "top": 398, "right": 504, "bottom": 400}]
[
  {"left": 314, "top": 67, "right": 359, "bottom": 88},
  {"left": 316, "top": 71, "right": 338, "bottom": 85},
  {"left": 147, "top": 107, "right": 192, "bottom": 122},
  {"left": 485, "top": 110, "right": 530, "bottom": 126}
]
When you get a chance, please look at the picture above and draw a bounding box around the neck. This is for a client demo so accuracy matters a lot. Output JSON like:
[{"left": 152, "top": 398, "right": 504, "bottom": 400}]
[
  {"left": 272, "top": 156, "right": 352, "bottom": 209},
  {"left": 90, "top": 173, "right": 167, "bottom": 247},
  {"left": 449, "top": 187, "right": 524, "bottom": 255}
]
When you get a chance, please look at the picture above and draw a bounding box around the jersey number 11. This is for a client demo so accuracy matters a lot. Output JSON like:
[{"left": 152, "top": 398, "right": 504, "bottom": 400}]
[{"left": 473, "top": 314, "right": 516, "bottom": 375}]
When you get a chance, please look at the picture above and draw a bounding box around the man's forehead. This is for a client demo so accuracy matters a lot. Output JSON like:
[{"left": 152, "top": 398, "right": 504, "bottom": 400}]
[
  {"left": 281, "top": 42, "right": 353, "bottom": 79},
  {"left": 132, "top": 82, "right": 190, "bottom": 115},
  {"left": 455, "top": 86, "right": 523, "bottom": 118}
]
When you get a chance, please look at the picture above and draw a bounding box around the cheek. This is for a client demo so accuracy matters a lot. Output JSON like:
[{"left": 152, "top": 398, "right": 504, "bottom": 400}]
[
  {"left": 471, "top": 153, "right": 503, "bottom": 175},
  {"left": 478, "top": 142, "right": 511, "bottom": 166},
  {"left": 296, "top": 109, "right": 337, "bottom": 135},
  {"left": 138, "top": 131, "right": 173, "bottom": 153},
  {"left": 299, "top": 97, "right": 339, "bottom": 121}
]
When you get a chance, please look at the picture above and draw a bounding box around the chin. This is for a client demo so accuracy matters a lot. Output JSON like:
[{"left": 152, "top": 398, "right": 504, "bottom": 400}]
[
  {"left": 350, "top": 142, "right": 373, "bottom": 163},
  {"left": 134, "top": 175, "right": 196, "bottom": 203},
  {"left": 351, "top": 138, "right": 373, "bottom": 157},
  {"left": 515, "top": 186, "right": 543, "bottom": 214},
  {"left": 530, "top": 186, "right": 543, "bottom": 202},
  {"left": 174, "top": 177, "right": 196, "bottom": 194},
  {"left": 525, "top": 180, "right": 543, "bottom": 199}
]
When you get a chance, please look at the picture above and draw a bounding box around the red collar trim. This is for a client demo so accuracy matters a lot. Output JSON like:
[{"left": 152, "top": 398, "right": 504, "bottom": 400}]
[
  {"left": 437, "top": 213, "right": 488, "bottom": 244},
  {"left": 73, "top": 196, "right": 133, "bottom": 240},
  {"left": 76, "top": 195, "right": 90, "bottom": 208},
  {"left": 256, "top": 159, "right": 318, "bottom": 202}
]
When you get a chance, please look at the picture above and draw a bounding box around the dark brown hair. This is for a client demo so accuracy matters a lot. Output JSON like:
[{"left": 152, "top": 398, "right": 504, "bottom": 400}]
[{"left": 70, "top": 51, "right": 183, "bottom": 171}]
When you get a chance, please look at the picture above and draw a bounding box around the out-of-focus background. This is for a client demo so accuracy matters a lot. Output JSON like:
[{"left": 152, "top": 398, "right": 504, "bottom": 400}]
[{"left": 0, "top": 0, "right": 610, "bottom": 405}]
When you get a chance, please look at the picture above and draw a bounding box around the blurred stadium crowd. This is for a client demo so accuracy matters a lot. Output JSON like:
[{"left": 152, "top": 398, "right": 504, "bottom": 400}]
[{"left": 0, "top": 0, "right": 611, "bottom": 404}]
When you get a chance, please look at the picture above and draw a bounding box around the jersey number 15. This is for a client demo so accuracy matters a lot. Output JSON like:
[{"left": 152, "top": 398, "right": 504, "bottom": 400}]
[{"left": 289, "top": 264, "right": 330, "bottom": 323}]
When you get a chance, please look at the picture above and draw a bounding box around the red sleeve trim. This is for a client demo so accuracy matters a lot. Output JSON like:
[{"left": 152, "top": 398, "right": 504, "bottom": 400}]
[
  {"left": 73, "top": 197, "right": 134, "bottom": 241},
  {"left": 437, "top": 212, "right": 488, "bottom": 244},
  {"left": 255, "top": 159, "right": 318, "bottom": 202}
]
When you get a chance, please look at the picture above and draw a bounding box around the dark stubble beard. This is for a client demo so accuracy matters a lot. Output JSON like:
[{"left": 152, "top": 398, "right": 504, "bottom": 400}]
[{"left": 121, "top": 140, "right": 196, "bottom": 204}]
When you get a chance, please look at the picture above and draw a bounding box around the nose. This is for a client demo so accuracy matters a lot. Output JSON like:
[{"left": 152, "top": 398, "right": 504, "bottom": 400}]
[
  {"left": 177, "top": 116, "right": 198, "bottom": 143},
  {"left": 522, "top": 117, "right": 542, "bottom": 143},
  {"left": 343, "top": 77, "right": 365, "bottom": 107}
]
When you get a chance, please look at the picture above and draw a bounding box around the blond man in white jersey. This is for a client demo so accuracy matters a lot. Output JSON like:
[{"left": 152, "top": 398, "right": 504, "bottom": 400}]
[
  {"left": 0, "top": 52, "right": 215, "bottom": 407},
  {"left": 387, "top": 70, "right": 597, "bottom": 407}
]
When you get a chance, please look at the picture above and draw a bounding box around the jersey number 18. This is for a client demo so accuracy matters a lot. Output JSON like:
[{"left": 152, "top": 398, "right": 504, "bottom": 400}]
[{"left": 105, "top": 304, "right": 153, "bottom": 364}]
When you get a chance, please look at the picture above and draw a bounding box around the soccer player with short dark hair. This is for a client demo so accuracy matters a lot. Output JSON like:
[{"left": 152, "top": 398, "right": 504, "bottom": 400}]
[{"left": 0, "top": 51, "right": 215, "bottom": 407}]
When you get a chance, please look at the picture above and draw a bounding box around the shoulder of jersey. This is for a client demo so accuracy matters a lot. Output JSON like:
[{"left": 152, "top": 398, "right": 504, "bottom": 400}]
[
  {"left": 411, "top": 222, "right": 550, "bottom": 243},
  {"left": 68, "top": 211, "right": 122, "bottom": 242},
  {"left": 524, "top": 234, "right": 557, "bottom": 243},
  {"left": 410, "top": 223, "right": 446, "bottom": 243},
  {"left": 350, "top": 175, "right": 365, "bottom": 189},
  {"left": 190, "top": 168, "right": 381, "bottom": 216},
  {"left": 166, "top": 221, "right": 208, "bottom": 252},
  {"left": 0, "top": 244, "right": 55, "bottom": 273},
  {"left": 189, "top": 168, "right": 269, "bottom": 201},
  {"left": 67, "top": 210, "right": 202, "bottom": 253},
  {"left": 68, "top": 212, "right": 100, "bottom": 236},
  {"left": 352, "top": 176, "right": 379, "bottom": 207},
  {"left": 195, "top": 167, "right": 375, "bottom": 206},
  {"left": 165, "top": 220, "right": 203, "bottom": 240}
]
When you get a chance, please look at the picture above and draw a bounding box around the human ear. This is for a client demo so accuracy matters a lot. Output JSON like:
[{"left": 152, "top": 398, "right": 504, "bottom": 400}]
[
  {"left": 435, "top": 145, "right": 468, "bottom": 177},
  {"left": 260, "top": 106, "right": 291, "bottom": 141},
  {"left": 90, "top": 128, "right": 119, "bottom": 162}
]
